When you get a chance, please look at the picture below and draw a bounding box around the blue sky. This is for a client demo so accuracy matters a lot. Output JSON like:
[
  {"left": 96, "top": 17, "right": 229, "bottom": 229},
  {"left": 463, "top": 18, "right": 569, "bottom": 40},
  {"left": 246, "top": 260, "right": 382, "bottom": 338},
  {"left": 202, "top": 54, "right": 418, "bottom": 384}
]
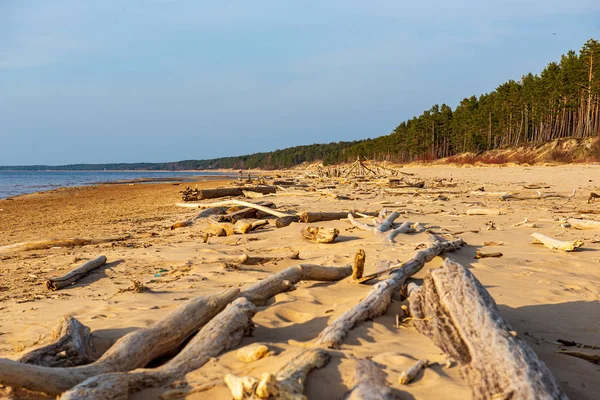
[{"left": 1, "top": 1, "right": 599, "bottom": 165}]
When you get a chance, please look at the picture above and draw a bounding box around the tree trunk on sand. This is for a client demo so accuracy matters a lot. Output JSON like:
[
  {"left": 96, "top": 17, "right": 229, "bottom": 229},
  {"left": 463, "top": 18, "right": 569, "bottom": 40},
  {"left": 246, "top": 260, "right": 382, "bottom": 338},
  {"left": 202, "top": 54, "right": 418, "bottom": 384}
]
[
  {"left": 0, "top": 288, "right": 240, "bottom": 395},
  {"left": 197, "top": 186, "right": 276, "bottom": 200},
  {"left": 59, "top": 298, "right": 257, "bottom": 399},
  {"left": 313, "top": 236, "right": 464, "bottom": 349},
  {"left": 300, "top": 211, "right": 379, "bottom": 223},
  {"left": 17, "top": 316, "right": 96, "bottom": 368},
  {"left": 409, "top": 258, "right": 567, "bottom": 400},
  {"left": 46, "top": 256, "right": 108, "bottom": 291}
]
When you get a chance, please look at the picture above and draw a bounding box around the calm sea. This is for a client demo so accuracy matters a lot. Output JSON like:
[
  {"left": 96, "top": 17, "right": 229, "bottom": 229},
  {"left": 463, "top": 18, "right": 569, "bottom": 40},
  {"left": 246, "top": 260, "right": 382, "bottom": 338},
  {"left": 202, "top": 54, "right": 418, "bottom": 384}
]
[{"left": 0, "top": 171, "right": 231, "bottom": 199}]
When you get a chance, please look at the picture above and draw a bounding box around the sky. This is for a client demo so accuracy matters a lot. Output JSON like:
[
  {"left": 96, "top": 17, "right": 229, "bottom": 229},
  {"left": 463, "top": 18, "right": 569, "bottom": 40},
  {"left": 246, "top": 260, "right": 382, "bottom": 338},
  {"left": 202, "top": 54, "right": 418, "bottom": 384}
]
[{"left": 1, "top": 1, "right": 599, "bottom": 165}]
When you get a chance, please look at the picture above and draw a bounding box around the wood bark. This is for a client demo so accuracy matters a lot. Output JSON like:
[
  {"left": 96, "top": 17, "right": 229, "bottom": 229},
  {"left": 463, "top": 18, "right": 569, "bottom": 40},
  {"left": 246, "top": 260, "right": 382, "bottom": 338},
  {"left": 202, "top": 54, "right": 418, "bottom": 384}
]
[
  {"left": 240, "top": 264, "right": 352, "bottom": 306},
  {"left": 17, "top": 316, "right": 97, "bottom": 368},
  {"left": 59, "top": 298, "right": 257, "bottom": 399},
  {"left": 409, "top": 258, "right": 567, "bottom": 400},
  {"left": 46, "top": 256, "right": 108, "bottom": 290},
  {"left": 531, "top": 232, "right": 584, "bottom": 251},
  {"left": 313, "top": 236, "right": 464, "bottom": 348},
  {"left": 197, "top": 186, "right": 276, "bottom": 200},
  {"left": 345, "top": 359, "right": 400, "bottom": 400},
  {"left": 0, "top": 288, "right": 240, "bottom": 395},
  {"left": 299, "top": 211, "right": 378, "bottom": 223},
  {"left": 0, "top": 237, "right": 129, "bottom": 254},
  {"left": 301, "top": 226, "right": 339, "bottom": 243}
]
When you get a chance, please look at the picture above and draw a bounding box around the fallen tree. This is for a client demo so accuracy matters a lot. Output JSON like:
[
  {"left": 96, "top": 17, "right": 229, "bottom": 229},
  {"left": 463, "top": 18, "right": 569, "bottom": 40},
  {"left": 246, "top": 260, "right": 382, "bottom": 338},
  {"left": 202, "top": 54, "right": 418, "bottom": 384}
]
[{"left": 408, "top": 258, "right": 567, "bottom": 400}]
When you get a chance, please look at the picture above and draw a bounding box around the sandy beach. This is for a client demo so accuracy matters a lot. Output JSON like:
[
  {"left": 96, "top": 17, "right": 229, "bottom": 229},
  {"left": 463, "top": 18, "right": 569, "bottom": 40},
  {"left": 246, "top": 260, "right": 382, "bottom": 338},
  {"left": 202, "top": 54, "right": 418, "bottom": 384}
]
[{"left": 1, "top": 165, "right": 599, "bottom": 399}]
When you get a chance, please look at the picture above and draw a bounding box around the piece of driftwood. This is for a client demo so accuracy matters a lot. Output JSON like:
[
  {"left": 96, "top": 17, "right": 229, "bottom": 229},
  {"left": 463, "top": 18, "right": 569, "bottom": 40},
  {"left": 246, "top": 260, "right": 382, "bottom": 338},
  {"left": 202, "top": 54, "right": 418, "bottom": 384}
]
[
  {"left": 17, "top": 316, "right": 96, "bottom": 368},
  {"left": 236, "top": 344, "right": 270, "bottom": 363},
  {"left": 352, "top": 249, "right": 366, "bottom": 280},
  {"left": 587, "top": 192, "right": 600, "bottom": 203},
  {"left": 345, "top": 359, "right": 399, "bottom": 400},
  {"left": 313, "top": 236, "right": 464, "bottom": 348},
  {"left": 500, "top": 189, "right": 576, "bottom": 201},
  {"left": 255, "top": 349, "right": 330, "bottom": 399},
  {"left": 474, "top": 251, "right": 503, "bottom": 259},
  {"left": 466, "top": 208, "right": 502, "bottom": 216},
  {"left": 46, "top": 256, "right": 108, "bottom": 291},
  {"left": 240, "top": 264, "right": 352, "bottom": 306},
  {"left": 557, "top": 350, "right": 600, "bottom": 364},
  {"left": 347, "top": 212, "right": 400, "bottom": 235},
  {"left": 0, "top": 237, "right": 129, "bottom": 254},
  {"left": 299, "top": 211, "right": 379, "bottom": 223},
  {"left": 235, "top": 250, "right": 300, "bottom": 265},
  {"left": 531, "top": 232, "right": 584, "bottom": 252},
  {"left": 469, "top": 191, "right": 510, "bottom": 197},
  {"left": 193, "top": 186, "right": 276, "bottom": 200},
  {"left": 225, "top": 374, "right": 259, "bottom": 400},
  {"left": 301, "top": 226, "right": 339, "bottom": 243},
  {"left": 0, "top": 288, "right": 240, "bottom": 395},
  {"left": 59, "top": 298, "right": 257, "bottom": 399},
  {"left": 386, "top": 222, "right": 424, "bottom": 243},
  {"left": 408, "top": 258, "right": 567, "bottom": 400},
  {"left": 566, "top": 218, "right": 600, "bottom": 229},
  {"left": 171, "top": 206, "right": 239, "bottom": 229},
  {"left": 193, "top": 199, "right": 291, "bottom": 219},
  {"left": 398, "top": 359, "right": 429, "bottom": 384},
  {"left": 275, "top": 215, "right": 301, "bottom": 228}
]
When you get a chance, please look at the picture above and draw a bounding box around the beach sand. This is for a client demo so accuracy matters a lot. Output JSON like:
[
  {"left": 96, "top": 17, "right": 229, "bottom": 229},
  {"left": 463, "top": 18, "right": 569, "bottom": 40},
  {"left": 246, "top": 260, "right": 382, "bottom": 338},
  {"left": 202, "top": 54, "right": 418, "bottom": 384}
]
[{"left": 0, "top": 165, "right": 599, "bottom": 399}]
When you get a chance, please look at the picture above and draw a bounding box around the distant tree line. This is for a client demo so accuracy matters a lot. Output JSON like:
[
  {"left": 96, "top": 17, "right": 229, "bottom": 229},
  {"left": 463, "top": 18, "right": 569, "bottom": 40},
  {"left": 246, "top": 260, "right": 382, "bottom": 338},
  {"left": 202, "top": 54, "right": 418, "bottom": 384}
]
[{"left": 2, "top": 39, "right": 598, "bottom": 171}]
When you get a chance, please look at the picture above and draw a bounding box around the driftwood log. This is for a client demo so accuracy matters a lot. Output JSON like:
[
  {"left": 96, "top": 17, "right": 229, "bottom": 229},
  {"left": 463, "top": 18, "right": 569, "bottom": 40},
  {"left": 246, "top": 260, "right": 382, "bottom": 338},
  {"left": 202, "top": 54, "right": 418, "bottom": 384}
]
[
  {"left": 191, "top": 199, "right": 291, "bottom": 219},
  {"left": 313, "top": 236, "right": 464, "bottom": 348},
  {"left": 59, "top": 298, "right": 257, "bottom": 399},
  {"left": 566, "top": 218, "right": 600, "bottom": 229},
  {"left": 46, "top": 256, "right": 108, "bottom": 291},
  {"left": 299, "top": 211, "right": 379, "bottom": 223},
  {"left": 466, "top": 208, "right": 502, "bottom": 216},
  {"left": 409, "top": 258, "right": 566, "bottom": 399},
  {"left": 398, "top": 359, "right": 429, "bottom": 384},
  {"left": 347, "top": 211, "right": 400, "bottom": 235},
  {"left": 0, "top": 237, "right": 129, "bottom": 254},
  {"left": 500, "top": 189, "right": 576, "bottom": 201},
  {"left": 194, "top": 186, "right": 276, "bottom": 200},
  {"left": 352, "top": 249, "right": 366, "bottom": 280},
  {"left": 17, "top": 316, "right": 96, "bottom": 368},
  {"left": 0, "top": 288, "right": 240, "bottom": 395},
  {"left": 345, "top": 359, "right": 399, "bottom": 400},
  {"left": 531, "top": 232, "right": 584, "bottom": 252},
  {"left": 301, "top": 226, "right": 340, "bottom": 243},
  {"left": 386, "top": 222, "right": 424, "bottom": 243},
  {"left": 276, "top": 215, "right": 301, "bottom": 228}
]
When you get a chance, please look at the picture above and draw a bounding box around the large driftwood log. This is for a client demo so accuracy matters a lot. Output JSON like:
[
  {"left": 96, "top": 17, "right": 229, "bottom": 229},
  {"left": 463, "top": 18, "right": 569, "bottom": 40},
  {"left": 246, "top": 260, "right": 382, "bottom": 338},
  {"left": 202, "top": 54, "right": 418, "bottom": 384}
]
[
  {"left": 386, "top": 222, "right": 424, "bottom": 243},
  {"left": 300, "top": 211, "right": 379, "bottom": 223},
  {"left": 196, "top": 186, "right": 276, "bottom": 200},
  {"left": 347, "top": 211, "right": 400, "bottom": 235},
  {"left": 409, "top": 259, "right": 566, "bottom": 400},
  {"left": 531, "top": 232, "right": 584, "bottom": 252},
  {"left": 345, "top": 359, "right": 400, "bottom": 400},
  {"left": 46, "top": 256, "right": 108, "bottom": 291},
  {"left": 0, "top": 237, "right": 129, "bottom": 254},
  {"left": 566, "top": 218, "right": 600, "bottom": 229},
  {"left": 193, "top": 199, "right": 291, "bottom": 219},
  {"left": 300, "top": 226, "right": 339, "bottom": 243},
  {"left": 0, "top": 288, "right": 240, "bottom": 395},
  {"left": 17, "top": 316, "right": 96, "bottom": 368},
  {"left": 313, "top": 236, "right": 464, "bottom": 348},
  {"left": 240, "top": 264, "right": 352, "bottom": 306},
  {"left": 501, "top": 189, "right": 576, "bottom": 201},
  {"left": 60, "top": 298, "right": 257, "bottom": 399}
]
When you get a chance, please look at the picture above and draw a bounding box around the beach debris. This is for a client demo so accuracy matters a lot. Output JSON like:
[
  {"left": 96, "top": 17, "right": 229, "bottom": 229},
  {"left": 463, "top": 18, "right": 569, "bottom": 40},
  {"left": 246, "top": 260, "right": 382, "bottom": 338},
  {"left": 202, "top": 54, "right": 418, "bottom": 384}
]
[
  {"left": 500, "top": 189, "right": 576, "bottom": 201},
  {"left": 566, "top": 218, "right": 600, "bottom": 229},
  {"left": 399, "top": 359, "right": 429, "bottom": 385},
  {"left": 224, "top": 374, "right": 259, "bottom": 400},
  {"left": 531, "top": 232, "right": 584, "bottom": 252},
  {"left": 45, "top": 256, "right": 108, "bottom": 291},
  {"left": 16, "top": 316, "right": 96, "bottom": 368},
  {"left": 352, "top": 249, "right": 366, "bottom": 280},
  {"left": 0, "top": 237, "right": 129, "bottom": 254},
  {"left": 345, "top": 359, "right": 399, "bottom": 399},
  {"left": 475, "top": 251, "right": 503, "bottom": 259},
  {"left": 466, "top": 208, "right": 502, "bottom": 216},
  {"left": 300, "top": 211, "right": 379, "bottom": 223},
  {"left": 300, "top": 226, "right": 339, "bottom": 243},
  {"left": 236, "top": 344, "right": 270, "bottom": 363},
  {"left": 482, "top": 241, "right": 504, "bottom": 246},
  {"left": 181, "top": 185, "right": 276, "bottom": 201},
  {"left": 275, "top": 215, "right": 301, "bottom": 228},
  {"left": 313, "top": 235, "right": 464, "bottom": 349},
  {"left": 557, "top": 351, "right": 600, "bottom": 364},
  {"left": 347, "top": 210, "right": 401, "bottom": 235},
  {"left": 386, "top": 222, "right": 425, "bottom": 243},
  {"left": 234, "top": 250, "right": 300, "bottom": 265},
  {"left": 409, "top": 258, "right": 567, "bottom": 400},
  {"left": 184, "top": 199, "right": 290, "bottom": 219}
]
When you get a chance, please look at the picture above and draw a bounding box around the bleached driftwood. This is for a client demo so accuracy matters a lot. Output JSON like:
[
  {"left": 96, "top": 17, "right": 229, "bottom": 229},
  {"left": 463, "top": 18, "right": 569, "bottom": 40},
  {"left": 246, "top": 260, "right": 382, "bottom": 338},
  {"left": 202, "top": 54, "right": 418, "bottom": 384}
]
[
  {"left": 17, "top": 316, "right": 96, "bottom": 368},
  {"left": 240, "top": 264, "right": 352, "bottom": 306},
  {"left": 398, "top": 359, "right": 429, "bottom": 385},
  {"left": 469, "top": 191, "right": 510, "bottom": 197},
  {"left": 235, "top": 250, "right": 300, "bottom": 265},
  {"left": 180, "top": 199, "right": 291, "bottom": 219},
  {"left": 194, "top": 186, "right": 276, "bottom": 200},
  {"left": 299, "top": 211, "right": 378, "bottom": 223},
  {"left": 352, "top": 249, "right": 366, "bottom": 280},
  {"left": 408, "top": 258, "right": 566, "bottom": 400},
  {"left": 0, "top": 237, "right": 129, "bottom": 254},
  {"left": 255, "top": 349, "right": 330, "bottom": 399},
  {"left": 500, "top": 189, "right": 576, "bottom": 201},
  {"left": 59, "top": 298, "right": 257, "bottom": 399},
  {"left": 313, "top": 236, "right": 464, "bottom": 348},
  {"left": 466, "top": 208, "right": 502, "bottom": 216},
  {"left": 301, "top": 226, "right": 339, "bottom": 243},
  {"left": 531, "top": 232, "right": 584, "bottom": 252},
  {"left": 345, "top": 359, "right": 399, "bottom": 400},
  {"left": 386, "top": 222, "right": 424, "bottom": 243},
  {"left": 0, "top": 288, "right": 240, "bottom": 395},
  {"left": 170, "top": 206, "right": 230, "bottom": 229},
  {"left": 566, "top": 218, "right": 600, "bottom": 230},
  {"left": 46, "top": 256, "right": 108, "bottom": 291},
  {"left": 347, "top": 211, "right": 400, "bottom": 235}
]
